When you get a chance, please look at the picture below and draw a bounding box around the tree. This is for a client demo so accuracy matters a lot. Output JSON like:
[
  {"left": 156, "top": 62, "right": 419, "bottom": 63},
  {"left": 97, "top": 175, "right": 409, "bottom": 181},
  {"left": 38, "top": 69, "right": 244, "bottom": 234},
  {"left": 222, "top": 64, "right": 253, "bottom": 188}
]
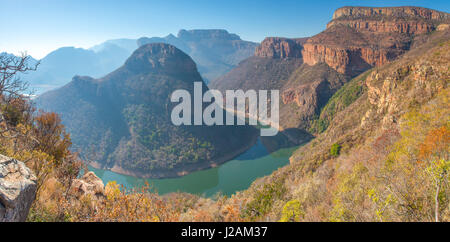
[{"left": 0, "top": 53, "right": 39, "bottom": 99}]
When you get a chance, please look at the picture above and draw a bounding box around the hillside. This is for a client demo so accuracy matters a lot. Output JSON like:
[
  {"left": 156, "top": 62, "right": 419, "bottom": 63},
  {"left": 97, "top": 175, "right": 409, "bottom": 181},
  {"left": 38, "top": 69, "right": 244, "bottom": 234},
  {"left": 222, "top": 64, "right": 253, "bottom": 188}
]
[
  {"left": 211, "top": 6, "right": 449, "bottom": 135},
  {"left": 26, "top": 12, "right": 448, "bottom": 222},
  {"left": 229, "top": 25, "right": 450, "bottom": 222},
  {"left": 36, "top": 43, "right": 257, "bottom": 178},
  {"left": 2, "top": 5, "right": 449, "bottom": 223}
]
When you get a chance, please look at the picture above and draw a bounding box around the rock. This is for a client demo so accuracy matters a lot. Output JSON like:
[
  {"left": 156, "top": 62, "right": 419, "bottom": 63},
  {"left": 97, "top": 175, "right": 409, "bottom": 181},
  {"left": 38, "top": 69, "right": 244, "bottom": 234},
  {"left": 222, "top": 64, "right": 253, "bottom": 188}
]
[
  {"left": 437, "top": 24, "right": 450, "bottom": 31},
  {"left": 332, "top": 6, "right": 449, "bottom": 22},
  {"left": 70, "top": 171, "right": 105, "bottom": 198},
  {"left": 0, "top": 154, "right": 37, "bottom": 222},
  {"left": 301, "top": 6, "right": 450, "bottom": 77},
  {"left": 255, "top": 37, "right": 308, "bottom": 58},
  {"left": 328, "top": 7, "right": 449, "bottom": 35}
]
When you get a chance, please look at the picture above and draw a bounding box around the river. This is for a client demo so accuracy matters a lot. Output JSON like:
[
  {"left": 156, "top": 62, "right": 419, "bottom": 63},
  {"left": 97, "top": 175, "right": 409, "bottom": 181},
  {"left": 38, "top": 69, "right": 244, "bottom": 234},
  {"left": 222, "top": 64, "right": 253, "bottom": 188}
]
[{"left": 88, "top": 138, "right": 298, "bottom": 197}]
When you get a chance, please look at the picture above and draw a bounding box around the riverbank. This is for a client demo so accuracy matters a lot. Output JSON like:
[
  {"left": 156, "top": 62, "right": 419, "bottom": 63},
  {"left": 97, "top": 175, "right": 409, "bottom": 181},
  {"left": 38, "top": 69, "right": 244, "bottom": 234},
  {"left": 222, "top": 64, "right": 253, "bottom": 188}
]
[{"left": 89, "top": 133, "right": 259, "bottom": 179}]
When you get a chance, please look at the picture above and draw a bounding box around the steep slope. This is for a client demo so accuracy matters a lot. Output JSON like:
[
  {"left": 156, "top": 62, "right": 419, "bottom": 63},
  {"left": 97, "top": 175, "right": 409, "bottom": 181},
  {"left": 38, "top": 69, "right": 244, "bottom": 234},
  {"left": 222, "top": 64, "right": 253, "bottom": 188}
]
[
  {"left": 232, "top": 27, "right": 450, "bottom": 222},
  {"left": 211, "top": 6, "right": 449, "bottom": 135},
  {"left": 138, "top": 29, "right": 258, "bottom": 84},
  {"left": 36, "top": 43, "right": 257, "bottom": 178}
]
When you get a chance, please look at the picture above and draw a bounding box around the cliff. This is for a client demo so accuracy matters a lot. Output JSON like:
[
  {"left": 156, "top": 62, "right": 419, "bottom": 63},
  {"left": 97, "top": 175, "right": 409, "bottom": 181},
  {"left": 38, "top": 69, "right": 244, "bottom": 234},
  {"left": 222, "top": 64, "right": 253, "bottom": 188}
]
[
  {"left": 302, "top": 6, "right": 450, "bottom": 77},
  {"left": 255, "top": 37, "right": 308, "bottom": 58}
]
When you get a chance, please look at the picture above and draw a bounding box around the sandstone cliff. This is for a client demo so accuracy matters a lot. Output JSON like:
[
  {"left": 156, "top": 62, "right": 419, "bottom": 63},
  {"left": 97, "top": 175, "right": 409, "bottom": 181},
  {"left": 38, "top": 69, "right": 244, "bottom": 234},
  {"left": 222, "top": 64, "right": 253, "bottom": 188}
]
[
  {"left": 255, "top": 37, "right": 308, "bottom": 58},
  {"left": 302, "top": 6, "right": 450, "bottom": 77}
]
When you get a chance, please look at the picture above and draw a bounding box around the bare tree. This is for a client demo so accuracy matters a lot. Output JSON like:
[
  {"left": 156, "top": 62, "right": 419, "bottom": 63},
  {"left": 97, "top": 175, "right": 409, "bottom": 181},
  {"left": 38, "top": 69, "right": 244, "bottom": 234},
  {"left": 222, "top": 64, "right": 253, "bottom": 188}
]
[
  {"left": 0, "top": 52, "right": 39, "bottom": 140},
  {"left": 0, "top": 52, "right": 39, "bottom": 100}
]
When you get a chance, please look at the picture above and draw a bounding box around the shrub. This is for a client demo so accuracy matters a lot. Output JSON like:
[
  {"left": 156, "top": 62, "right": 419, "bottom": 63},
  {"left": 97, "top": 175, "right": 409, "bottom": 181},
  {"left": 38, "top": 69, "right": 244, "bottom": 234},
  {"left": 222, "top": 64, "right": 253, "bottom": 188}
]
[
  {"left": 279, "top": 200, "right": 304, "bottom": 222},
  {"left": 330, "top": 143, "right": 341, "bottom": 157}
]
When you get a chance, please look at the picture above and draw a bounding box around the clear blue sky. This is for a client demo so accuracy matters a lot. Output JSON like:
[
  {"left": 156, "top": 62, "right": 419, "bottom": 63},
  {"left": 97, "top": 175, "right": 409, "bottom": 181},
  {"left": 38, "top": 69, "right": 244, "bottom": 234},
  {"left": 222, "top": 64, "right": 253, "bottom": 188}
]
[{"left": 1, "top": 0, "right": 449, "bottom": 59}]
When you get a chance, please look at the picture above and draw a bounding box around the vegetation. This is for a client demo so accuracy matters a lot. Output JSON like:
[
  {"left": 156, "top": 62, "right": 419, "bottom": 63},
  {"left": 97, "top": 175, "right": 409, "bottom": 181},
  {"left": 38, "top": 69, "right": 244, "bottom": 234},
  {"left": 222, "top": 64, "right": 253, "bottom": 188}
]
[
  {"left": 279, "top": 200, "right": 304, "bottom": 222},
  {"left": 309, "top": 71, "right": 369, "bottom": 134},
  {"left": 1, "top": 21, "right": 449, "bottom": 223},
  {"left": 330, "top": 143, "right": 341, "bottom": 157},
  {"left": 242, "top": 178, "right": 287, "bottom": 221}
]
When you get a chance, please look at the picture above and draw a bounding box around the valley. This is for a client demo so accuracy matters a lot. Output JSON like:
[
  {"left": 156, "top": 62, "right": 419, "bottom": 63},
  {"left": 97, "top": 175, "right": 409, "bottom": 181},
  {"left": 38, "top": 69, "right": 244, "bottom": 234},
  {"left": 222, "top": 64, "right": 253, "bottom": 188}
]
[{"left": 0, "top": 3, "right": 449, "bottom": 222}]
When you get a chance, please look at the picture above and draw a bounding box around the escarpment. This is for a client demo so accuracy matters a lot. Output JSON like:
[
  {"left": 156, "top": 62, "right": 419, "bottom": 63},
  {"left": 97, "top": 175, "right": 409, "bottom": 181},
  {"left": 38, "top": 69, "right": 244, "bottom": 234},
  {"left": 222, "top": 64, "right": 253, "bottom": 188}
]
[
  {"left": 212, "top": 6, "right": 449, "bottom": 137},
  {"left": 302, "top": 6, "right": 450, "bottom": 77},
  {"left": 255, "top": 37, "right": 308, "bottom": 58}
]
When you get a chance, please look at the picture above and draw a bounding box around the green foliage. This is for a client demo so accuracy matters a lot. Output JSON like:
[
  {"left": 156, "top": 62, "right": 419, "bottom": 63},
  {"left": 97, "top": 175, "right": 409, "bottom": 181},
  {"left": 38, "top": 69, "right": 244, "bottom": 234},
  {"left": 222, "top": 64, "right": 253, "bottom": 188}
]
[
  {"left": 279, "top": 200, "right": 304, "bottom": 222},
  {"left": 329, "top": 162, "right": 370, "bottom": 222},
  {"left": 309, "top": 71, "right": 369, "bottom": 134},
  {"left": 243, "top": 179, "right": 287, "bottom": 220},
  {"left": 330, "top": 143, "right": 341, "bottom": 157}
]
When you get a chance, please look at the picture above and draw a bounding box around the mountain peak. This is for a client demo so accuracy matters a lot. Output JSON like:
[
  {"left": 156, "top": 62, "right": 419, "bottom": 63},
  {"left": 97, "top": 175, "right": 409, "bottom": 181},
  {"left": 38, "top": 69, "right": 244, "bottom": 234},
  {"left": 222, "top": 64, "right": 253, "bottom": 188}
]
[{"left": 124, "top": 43, "right": 198, "bottom": 76}]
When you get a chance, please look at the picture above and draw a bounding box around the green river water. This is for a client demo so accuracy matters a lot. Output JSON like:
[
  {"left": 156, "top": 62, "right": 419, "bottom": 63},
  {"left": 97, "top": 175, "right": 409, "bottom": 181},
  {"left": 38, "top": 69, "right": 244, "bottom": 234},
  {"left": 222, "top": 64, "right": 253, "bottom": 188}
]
[{"left": 89, "top": 138, "right": 298, "bottom": 197}]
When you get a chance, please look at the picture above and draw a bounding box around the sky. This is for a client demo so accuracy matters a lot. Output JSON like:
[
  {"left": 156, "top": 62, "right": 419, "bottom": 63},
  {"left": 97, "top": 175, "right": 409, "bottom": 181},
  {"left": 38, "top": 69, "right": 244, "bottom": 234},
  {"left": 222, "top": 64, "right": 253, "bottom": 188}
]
[{"left": 1, "top": 0, "right": 449, "bottom": 59}]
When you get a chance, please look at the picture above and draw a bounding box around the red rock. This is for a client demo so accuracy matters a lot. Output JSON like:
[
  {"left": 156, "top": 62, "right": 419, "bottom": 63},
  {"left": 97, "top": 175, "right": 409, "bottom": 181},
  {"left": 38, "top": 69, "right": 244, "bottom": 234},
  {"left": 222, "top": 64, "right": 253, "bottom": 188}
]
[{"left": 255, "top": 37, "right": 308, "bottom": 58}]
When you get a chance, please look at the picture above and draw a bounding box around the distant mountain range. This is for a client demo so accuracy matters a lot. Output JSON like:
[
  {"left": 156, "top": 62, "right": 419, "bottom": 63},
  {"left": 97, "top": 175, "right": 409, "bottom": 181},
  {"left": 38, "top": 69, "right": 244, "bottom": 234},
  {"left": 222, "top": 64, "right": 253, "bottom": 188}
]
[{"left": 19, "top": 29, "right": 257, "bottom": 94}]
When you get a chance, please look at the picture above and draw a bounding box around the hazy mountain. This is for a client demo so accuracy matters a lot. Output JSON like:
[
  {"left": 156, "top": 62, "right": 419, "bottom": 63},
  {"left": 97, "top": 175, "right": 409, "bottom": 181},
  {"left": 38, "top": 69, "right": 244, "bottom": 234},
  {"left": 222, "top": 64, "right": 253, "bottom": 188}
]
[
  {"left": 23, "top": 45, "right": 131, "bottom": 94},
  {"left": 22, "top": 29, "right": 257, "bottom": 94},
  {"left": 138, "top": 29, "right": 258, "bottom": 84},
  {"left": 36, "top": 43, "right": 257, "bottom": 178},
  {"left": 89, "top": 38, "right": 138, "bottom": 54}
]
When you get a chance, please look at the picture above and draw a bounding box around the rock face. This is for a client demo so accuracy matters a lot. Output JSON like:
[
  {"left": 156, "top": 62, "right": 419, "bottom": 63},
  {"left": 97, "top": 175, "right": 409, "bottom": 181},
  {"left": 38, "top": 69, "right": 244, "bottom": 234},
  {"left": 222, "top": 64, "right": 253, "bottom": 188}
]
[
  {"left": 213, "top": 6, "right": 448, "bottom": 134},
  {"left": 332, "top": 6, "right": 449, "bottom": 22},
  {"left": 70, "top": 171, "right": 105, "bottom": 198},
  {"left": 0, "top": 154, "right": 37, "bottom": 222},
  {"left": 329, "top": 6, "right": 449, "bottom": 35},
  {"left": 255, "top": 37, "right": 308, "bottom": 58},
  {"left": 302, "top": 6, "right": 450, "bottom": 77}
]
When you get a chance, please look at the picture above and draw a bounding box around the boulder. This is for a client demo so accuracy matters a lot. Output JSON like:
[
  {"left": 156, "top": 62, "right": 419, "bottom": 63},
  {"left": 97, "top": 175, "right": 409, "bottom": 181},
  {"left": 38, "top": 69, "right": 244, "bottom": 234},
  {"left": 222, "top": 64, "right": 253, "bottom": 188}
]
[
  {"left": 0, "top": 154, "right": 37, "bottom": 222},
  {"left": 70, "top": 171, "right": 105, "bottom": 198}
]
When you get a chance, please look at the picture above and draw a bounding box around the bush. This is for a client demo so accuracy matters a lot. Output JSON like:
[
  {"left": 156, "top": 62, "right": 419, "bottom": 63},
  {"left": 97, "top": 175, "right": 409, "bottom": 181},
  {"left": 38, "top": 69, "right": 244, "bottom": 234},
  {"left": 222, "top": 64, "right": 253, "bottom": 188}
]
[
  {"left": 279, "top": 200, "right": 304, "bottom": 222},
  {"left": 330, "top": 143, "right": 341, "bottom": 157},
  {"left": 243, "top": 179, "right": 286, "bottom": 220}
]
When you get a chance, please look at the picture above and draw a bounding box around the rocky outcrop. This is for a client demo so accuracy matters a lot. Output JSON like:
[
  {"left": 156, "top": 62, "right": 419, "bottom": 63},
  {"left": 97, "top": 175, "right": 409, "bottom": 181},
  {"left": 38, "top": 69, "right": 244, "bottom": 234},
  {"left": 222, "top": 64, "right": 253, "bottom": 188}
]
[
  {"left": 327, "top": 20, "right": 435, "bottom": 35},
  {"left": 332, "top": 6, "right": 449, "bottom": 22},
  {"left": 302, "top": 43, "right": 396, "bottom": 76},
  {"left": 70, "top": 171, "right": 105, "bottom": 198},
  {"left": 328, "top": 6, "right": 450, "bottom": 35},
  {"left": 300, "top": 7, "right": 450, "bottom": 77},
  {"left": 255, "top": 37, "right": 308, "bottom": 58},
  {"left": 0, "top": 154, "right": 37, "bottom": 222}
]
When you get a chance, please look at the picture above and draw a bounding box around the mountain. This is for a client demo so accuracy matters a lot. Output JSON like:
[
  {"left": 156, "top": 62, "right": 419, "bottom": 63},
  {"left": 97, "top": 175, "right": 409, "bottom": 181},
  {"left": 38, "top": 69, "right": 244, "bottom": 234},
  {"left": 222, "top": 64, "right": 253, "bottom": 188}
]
[
  {"left": 24, "top": 30, "right": 257, "bottom": 94},
  {"left": 36, "top": 43, "right": 257, "bottom": 178},
  {"left": 89, "top": 38, "right": 138, "bottom": 54},
  {"left": 23, "top": 45, "right": 131, "bottom": 94},
  {"left": 210, "top": 6, "right": 449, "bottom": 137},
  {"left": 138, "top": 29, "right": 259, "bottom": 84},
  {"left": 236, "top": 20, "right": 450, "bottom": 222}
]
